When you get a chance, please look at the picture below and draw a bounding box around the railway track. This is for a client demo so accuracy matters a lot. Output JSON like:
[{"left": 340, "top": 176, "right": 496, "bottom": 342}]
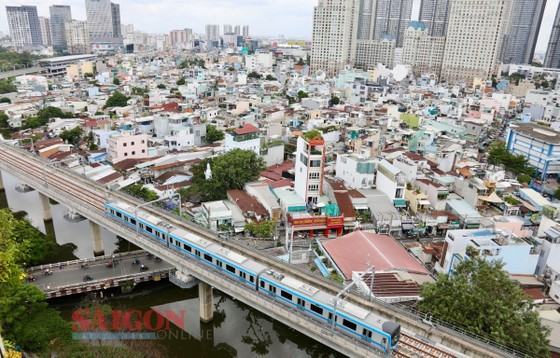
[
  {"left": 0, "top": 145, "right": 524, "bottom": 358},
  {"left": 394, "top": 334, "right": 457, "bottom": 358}
]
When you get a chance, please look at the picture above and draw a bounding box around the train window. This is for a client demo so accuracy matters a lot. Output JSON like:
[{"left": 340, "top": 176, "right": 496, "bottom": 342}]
[
  {"left": 362, "top": 329, "right": 372, "bottom": 338},
  {"left": 175, "top": 240, "right": 180, "bottom": 247},
  {"left": 183, "top": 244, "right": 191, "bottom": 252},
  {"left": 155, "top": 231, "right": 160, "bottom": 237},
  {"left": 139, "top": 223, "right": 144, "bottom": 229},
  {"left": 146, "top": 226, "right": 153, "bottom": 233},
  {"left": 116, "top": 212, "right": 122, "bottom": 218},
  {"left": 328, "top": 313, "right": 333, "bottom": 320},
  {"left": 297, "top": 298, "right": 305, "bottom": 306},
  {"left": 130, "top": 218, "right": 136, "bottom": 225},
  {"left": 249, "top": 276, "right": 254, "bottom": 283},
  {"left": 124, "top": 217, "right": 128, "bottom": 222},
  {"left": 240, "top": 272, "right": 246, "bottom": 279},
  {"left": 169, "top": 238, "right": 174, "bottom": 245},
  {"left": 342, "top": 319, "right": 357, "bottom": 331},
  {"left": 280, "top": 290, "right": 292, "bottom": 300},
  {"left": 204, "top": 254, "right": 213, "bottom": 262},
  {"left": 260, "top": 281, "right": 265, "bottom": 288},
  {"left": 310, "top": 304, "right": 323, "bottom": 315},
  {"left": 217, "top": 261, "right": 222, "bottom": 267},
  {"left": 195, "top": 250, "right": 200, "bottom": 257},
  {"left": 110, "top": 209, "right": 115, "bottom": 215},
  {"left": 269, "top": 286, "right": 276, "bottom": 293},
  {"left": 226, "top": 264, "right": 235, "bottom": 273}
]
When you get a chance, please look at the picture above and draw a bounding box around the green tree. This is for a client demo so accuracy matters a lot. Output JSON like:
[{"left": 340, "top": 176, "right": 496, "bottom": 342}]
[
  {"left": 297, "top": 90, "right": 309, "bottom": 99},
  {"left": 419, "top": 258, "right": 550, "bottom": 357},
  {"left": 248, "top": 71, "right": 262, "bottom": 80},
  {"left": 517, "top": 173, "right": 531, "bottom": 185},
  {"left": 206, "top": 124, "right": 224, "bottom": 143},
  {"left": 329, "top": 95, "right": 340, "bottom": 107},
  {"left": 104, "top": 91, "right": 130, "bottom": 108},
  {"left": 113, "top": 77, "right": 121, "bottom": 85},
  {"left": 183, "top": 149, "right": 265, "bottom": 202},
  {"left": 245, "top": 220, "right": 276, "bottom": 239},
  {"left": 555, "top": 187, "right": 560, "bottom": 200},
  {"left": 0, "top": 111, "right": 9, "bottom": 128},
  {"left": 59, "top": 126, "right": 83, "bottom": 146},
  {"left": 176, "top": 78, "right": 186, "bottom": 85},
  {"left": 131, "top": 86, "right": 148, "bottom": 95},
  {"left": 488, "top": 141, "right": 535, "bottom": 176},
  {"left": 157, "top": 83, "right": 166, "bottom": 89},
  {"left": 0, "top": 97, "right": 10, "bottom": 104},
  {"left": 0, "top": 209, "right": 73, "bottom": 352},
  {"left": 123, "top": 183, "right": 159, "bottom": 202},
  {"left": 0, "top": 78, "right": 17, "bottom": 94},
  {"left": 265, "top": 74, "right": 276, "bottom": 81},
  {"left": 37, "top": 106, "right": 74, "bottom": 121}
]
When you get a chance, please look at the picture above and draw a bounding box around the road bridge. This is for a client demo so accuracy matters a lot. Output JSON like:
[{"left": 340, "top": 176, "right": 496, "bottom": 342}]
[
  {"left": 0, "top": 66, "right": 41, "bottom": 80},
  {"left": 0, "top": 142, "right": 524, "bottom": 358},
  {"left": 27, "top": 250, "right": 179, "bottom": 298}
]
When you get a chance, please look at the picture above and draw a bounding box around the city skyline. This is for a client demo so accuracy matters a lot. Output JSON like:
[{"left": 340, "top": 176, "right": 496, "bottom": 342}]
[{"left": 0, "top": 0, "right": 559, "bottom": 56}]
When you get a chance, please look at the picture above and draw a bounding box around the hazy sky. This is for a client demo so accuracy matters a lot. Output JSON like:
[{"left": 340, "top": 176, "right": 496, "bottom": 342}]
[{"left": 0, "top": 0, "right": 558, "bottom": 55}]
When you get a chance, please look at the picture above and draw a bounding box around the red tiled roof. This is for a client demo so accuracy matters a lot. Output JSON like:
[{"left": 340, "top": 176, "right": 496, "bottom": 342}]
[
  {"left": 323, "top": 231, "right": 429, "bottom": 280},
  {"left": 96, "top": 172, "right": 122, "bottom": 184},
  {"left": 326, "top": 178, "right": 347, "bottom": 192},
  {"left": 268, "top": 178, "right": 293, "bottom": 189},
  {"left": 361, "top": 272, "right": 421, "bottom": 298},
  {"left": 35, "top": 138, "right": 63, "bottom": 150},
  {"left": 227, "top": 189, "right": 269, "bottom": 219},
  {"left": 233, "top": 123, "right": 259, "bottom": 135},
  {"left": 348, "top": 189, "right": 365, "bottom": 198},
  {"left": 404, "top": 151, "right": 425, "bottom": 161},
  {"left": 334, "top": 192, "right": 355, "bottom": 219}
]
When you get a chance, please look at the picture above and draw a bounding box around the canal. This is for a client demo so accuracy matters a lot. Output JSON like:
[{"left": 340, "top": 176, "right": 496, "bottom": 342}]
[{"left": 0, "top": 171, "right": 343, "bottom": 357}]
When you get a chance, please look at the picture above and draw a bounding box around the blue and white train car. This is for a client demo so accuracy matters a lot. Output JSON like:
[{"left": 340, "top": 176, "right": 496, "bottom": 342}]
[
  {"left": 168, "top": 226, "right": 267, "bottom": 287},
  {"left": 258, "top": 270, "right": 400, "bottom": 353}
]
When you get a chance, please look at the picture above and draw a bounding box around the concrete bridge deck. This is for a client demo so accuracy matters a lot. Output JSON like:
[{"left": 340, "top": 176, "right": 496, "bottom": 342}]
[
  {"left": 0, "top": 142, "right": 527, "bottom": 358},
  {"left": 27, "top": 251, "right": 175, "bottom": 298}
]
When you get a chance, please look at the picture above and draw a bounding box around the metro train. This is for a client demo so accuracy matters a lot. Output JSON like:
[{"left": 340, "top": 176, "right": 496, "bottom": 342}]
[{"left": 105, "top": 200, "right": 401, "bottom": 352}]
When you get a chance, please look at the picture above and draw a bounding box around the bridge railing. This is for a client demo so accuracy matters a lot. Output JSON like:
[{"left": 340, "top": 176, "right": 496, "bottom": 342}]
[
  {"left": 37, "top": 268, "right": 173, "bottom": 293},
  {"left": 27, "top": 250, "right": 146, "bottom": 273},
  {"left": 0, "top": 143, "right": 532, "bottom": 358}
]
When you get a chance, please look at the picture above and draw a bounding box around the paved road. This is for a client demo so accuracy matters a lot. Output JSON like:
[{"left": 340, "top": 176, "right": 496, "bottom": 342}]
[
  {"left": 30, "top": 252, "right": 173, "bottom": 290},
  {"left": 0, "top": 66, "right": 41, "bottom": 80}
]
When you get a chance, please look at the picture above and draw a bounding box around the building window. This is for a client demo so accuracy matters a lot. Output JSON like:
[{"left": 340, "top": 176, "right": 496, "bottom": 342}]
[
  {"left": 131, "top": 141, "right": 135, "bottom": 145},
  {"left": 123, "top": 143, "right": 127, "bottom": 147},
  {"left": 124, "top": 152, "right": 128, "bottom": 156},
  {"left": 308, "top": 184, "right": 319, "bottom": 192},
  {"left": 131, "top": 151, "right": 136, "bottom": 155},
  {"left": 309, "top": 172, "right": 320, "bottom": 179}
]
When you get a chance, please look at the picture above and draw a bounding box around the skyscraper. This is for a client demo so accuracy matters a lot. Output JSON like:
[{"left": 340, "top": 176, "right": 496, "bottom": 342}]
[
  {"left": 311, "top": 0, "right": 359, "bottom": 76},
  {"left": 419, "top": 0, "right": 450, "bottom": 37},
  {"left": 545, "top": 2, "right": 560, "bottom": 68},
  {"left": 242, "top": 25, "right": 249, "bottom": 37},
  {"left": 441, "top": 0, "right": 512, "bottom": 84},
  {"left": 356, "top": 0, "right": 375, "bottom": 40},
  {"left": 65, "top": 20, "right": 89, "bottom": 54},
  {"left": 49, "top": 5, "right": 72, "bottom": 53},
  {"left": 234, "top": 25, "right": 241, "bottom": 36},
  {"left": 85, "top": 0, "right": 123, "bottom": 52},
  {"left": 223, "top": 24, "right": 233, "bottom": 34},
  {"left": 39, "top": 17, "right": 52, "bottom": 46},
  {"left": 502, "top": 0, "right": 546, "bottom": 65},
  {"left": 373, "top": 0, "right": 413, "bottom": 47},
  {"left": 205, "top": 24, "right": 220, "bottom": 42},
  {"left": 402, "top": 21, "right": 445, "bottom": 77},
  {"left": 111, "top": 3, "right": 122, "bottom": 38},
  {"left": 6, "top": 5, "right": 43, "bottom": 49}
]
